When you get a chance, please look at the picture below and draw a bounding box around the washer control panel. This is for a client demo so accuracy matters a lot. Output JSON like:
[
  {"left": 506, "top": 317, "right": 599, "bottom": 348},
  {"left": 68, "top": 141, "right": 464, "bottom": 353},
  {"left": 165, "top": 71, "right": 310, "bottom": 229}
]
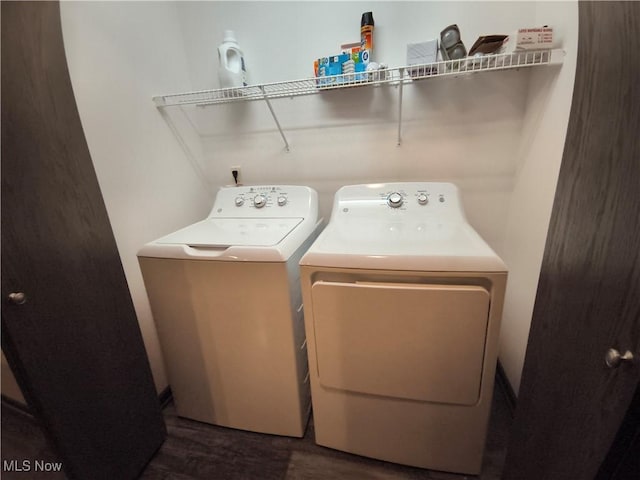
[
  {"left": 334, "top": 182, "right": 465, "bottom": 221},
  {"left": 210, "top": 185, "right": 317, "bottom": 219}
]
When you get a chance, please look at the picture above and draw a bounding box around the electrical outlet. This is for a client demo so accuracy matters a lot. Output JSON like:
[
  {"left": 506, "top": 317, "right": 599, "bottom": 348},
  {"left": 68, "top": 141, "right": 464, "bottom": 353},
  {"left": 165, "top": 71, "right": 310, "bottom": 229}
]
[{"left": 230, "top": 166, "right": 241, "bottom": 185}]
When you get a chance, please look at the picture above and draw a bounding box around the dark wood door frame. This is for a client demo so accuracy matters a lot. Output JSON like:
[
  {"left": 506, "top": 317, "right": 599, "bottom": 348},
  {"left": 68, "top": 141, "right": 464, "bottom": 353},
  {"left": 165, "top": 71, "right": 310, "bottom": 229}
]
[
  {"left": 1, "top": 2, "right": 166, "bottom": 479},
  {"left": 503, "top": 2, "right": 640, "bottom": 479}
]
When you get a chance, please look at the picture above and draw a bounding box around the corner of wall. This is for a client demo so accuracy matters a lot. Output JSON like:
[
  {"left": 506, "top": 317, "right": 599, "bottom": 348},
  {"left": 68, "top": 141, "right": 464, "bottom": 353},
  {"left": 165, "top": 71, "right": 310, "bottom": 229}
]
[{"left": 498, "top": 1, "right": 579, "bottom": 394}]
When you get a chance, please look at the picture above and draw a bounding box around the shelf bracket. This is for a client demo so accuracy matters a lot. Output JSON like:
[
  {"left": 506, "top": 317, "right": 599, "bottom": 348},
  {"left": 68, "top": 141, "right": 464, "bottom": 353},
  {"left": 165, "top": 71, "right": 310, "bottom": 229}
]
[
  {"left": 259, "top": 86, "right": 290, "bottom": 152},
  {"left": 397, "top": 67, "right": 405, "bottom": 146}
]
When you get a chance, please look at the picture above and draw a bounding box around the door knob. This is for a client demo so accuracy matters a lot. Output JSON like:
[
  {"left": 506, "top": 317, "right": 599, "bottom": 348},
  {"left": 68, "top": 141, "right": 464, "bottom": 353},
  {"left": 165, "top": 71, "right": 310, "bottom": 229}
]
[
  {"left": 7, "top": 292, "right": 27, "bottom": 305},
  {"left": 605, "top": 348, "right": 634, "bottom": 368}
]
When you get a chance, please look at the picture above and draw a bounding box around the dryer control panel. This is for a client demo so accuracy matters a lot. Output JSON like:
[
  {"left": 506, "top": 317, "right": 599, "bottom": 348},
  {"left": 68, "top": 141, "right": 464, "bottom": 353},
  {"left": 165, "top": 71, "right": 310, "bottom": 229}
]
[
  {"left": 209, "top": 185, "right": 318, "bottom": 220},
  {"left": 332, "top": 182, "right": 466, "bottom": 222}
]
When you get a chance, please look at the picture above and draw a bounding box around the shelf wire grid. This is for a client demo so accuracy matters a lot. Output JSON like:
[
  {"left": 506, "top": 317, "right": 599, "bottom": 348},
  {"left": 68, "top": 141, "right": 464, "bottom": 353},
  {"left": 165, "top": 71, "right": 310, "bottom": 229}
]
[{"left": 153, "top": 49, "right": 563, "bottom": 108}]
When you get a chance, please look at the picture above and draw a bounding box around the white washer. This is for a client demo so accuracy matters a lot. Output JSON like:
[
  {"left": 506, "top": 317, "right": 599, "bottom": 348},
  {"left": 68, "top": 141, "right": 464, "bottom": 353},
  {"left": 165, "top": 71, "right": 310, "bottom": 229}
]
[
  {"left": 138, "top": 185, "right": 322, "bottom": 437},
  {"left": 300, "top": 182, "right": 507, "bottom": 474}
]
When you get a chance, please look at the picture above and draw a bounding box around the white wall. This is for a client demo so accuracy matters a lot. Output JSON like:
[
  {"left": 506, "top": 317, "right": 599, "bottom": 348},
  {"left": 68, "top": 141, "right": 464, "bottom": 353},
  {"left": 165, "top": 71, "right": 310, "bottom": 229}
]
[
  {"left": 46, "top": 1, "right": 577, "bottom": 396},
  {"left": 60, "top": 2, "right": 213, "bottom": 392},
  {"left": 499, "top": 2, "right": 579, "bottom": 393}
]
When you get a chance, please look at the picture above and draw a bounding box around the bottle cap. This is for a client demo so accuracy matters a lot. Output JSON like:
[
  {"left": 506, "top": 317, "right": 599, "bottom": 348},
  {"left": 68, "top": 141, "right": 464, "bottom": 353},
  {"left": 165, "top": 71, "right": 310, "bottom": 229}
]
[
  {"left": 361, "top": 12, "right": 374, "bottom": 27},
  {"left": 223, "top": 30, "right": 237, "bottom": 43}
]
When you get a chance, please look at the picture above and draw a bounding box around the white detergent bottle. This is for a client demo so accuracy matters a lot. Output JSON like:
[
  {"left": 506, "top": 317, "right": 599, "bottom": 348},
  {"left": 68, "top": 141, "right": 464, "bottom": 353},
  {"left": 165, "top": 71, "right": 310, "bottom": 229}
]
[{"left": 217, "top": 30, "right": 247, "bottom": 89}]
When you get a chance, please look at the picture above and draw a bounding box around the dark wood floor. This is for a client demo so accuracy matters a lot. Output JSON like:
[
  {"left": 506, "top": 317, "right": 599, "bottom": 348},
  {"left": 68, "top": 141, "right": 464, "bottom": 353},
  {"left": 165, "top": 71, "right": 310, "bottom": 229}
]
[{"left": 1, "top": 381, "right": 512, "bottom": 480}]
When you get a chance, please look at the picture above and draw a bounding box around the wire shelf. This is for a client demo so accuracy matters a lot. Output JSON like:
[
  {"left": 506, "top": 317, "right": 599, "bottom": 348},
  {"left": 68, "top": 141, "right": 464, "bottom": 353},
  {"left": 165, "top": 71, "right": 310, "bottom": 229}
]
[{"left": 153, "top": 49, "right": 565, "bottom": 108}]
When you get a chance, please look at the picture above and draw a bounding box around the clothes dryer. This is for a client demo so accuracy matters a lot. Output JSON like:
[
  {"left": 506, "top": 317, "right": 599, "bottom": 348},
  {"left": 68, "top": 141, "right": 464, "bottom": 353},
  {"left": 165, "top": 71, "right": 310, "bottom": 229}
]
[
  {"left": 138, "top": 185, "right": 321, "bottom": 437},
  {"left": 300, "top": 182, "right": 507, "bottom": 473}
]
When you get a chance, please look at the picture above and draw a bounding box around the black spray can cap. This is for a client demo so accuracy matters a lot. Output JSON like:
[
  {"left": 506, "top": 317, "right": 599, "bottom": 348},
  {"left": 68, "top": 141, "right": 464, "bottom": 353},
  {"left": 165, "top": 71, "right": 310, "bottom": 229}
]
[{"left": 361, "top": 12, "right": 374, "bottom": 27}]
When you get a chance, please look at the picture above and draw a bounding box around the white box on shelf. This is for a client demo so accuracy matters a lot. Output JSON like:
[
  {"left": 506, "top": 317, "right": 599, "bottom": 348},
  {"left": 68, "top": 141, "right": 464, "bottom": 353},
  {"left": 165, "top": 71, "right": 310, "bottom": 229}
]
[
  {"left": 407, "top": 39, "right": 438, "bottom": 77},
  {"left": 500, "top": 27, "right": 554, "bottom": 53},
  {"left": 407, "top": 39, "right": 438, "bottom": 64}
]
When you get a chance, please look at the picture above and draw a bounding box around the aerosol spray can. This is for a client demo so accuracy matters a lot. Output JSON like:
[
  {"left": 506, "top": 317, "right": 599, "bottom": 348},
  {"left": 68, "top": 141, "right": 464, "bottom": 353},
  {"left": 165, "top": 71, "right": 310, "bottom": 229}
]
[{"left": 360, "top": 12, "right": 374, "bottom": 54}]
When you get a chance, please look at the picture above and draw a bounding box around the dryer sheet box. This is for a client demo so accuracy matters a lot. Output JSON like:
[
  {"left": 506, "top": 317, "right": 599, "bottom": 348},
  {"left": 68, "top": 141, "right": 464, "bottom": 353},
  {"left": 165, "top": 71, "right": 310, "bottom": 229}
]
[{"left": 500, "top": 26, "right": 554, "bottom": 53}]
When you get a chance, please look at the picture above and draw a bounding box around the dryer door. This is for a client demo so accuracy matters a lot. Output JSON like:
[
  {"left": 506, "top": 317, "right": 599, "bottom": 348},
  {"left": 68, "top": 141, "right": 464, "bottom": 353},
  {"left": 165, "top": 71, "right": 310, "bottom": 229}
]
[{"left": 311, "top": 281, "right": 490, "bottom": 406}]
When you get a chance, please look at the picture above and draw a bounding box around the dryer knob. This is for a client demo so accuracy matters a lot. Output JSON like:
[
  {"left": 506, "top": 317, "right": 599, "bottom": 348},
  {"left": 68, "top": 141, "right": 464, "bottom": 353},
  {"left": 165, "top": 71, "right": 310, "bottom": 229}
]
[
  {"left": 235, "top": 196, "right": 245, "bottom": 207},
  {"left": 387, "top": 192, "right": 404, "bottom": 208},
  {"left": 253, "top": 194, "right": 267, "bottom": 208},
  {"left": 277, "top": 196, "right": 287, "bottom": 206},
  {"left": 417, "top": 193, "right": 429, "bottom": 205}
]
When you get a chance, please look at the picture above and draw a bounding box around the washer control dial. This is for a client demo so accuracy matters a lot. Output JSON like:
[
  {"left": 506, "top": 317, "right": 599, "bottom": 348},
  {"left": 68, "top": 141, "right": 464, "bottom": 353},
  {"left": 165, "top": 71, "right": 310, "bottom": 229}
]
[
  {"left": 235, "top": 196, "right": 245, "bottom": 207},
  {"left": 277, "top": 196, "right": 287, "bottom": 206},
  {"left": 387, "top": 192, "right": 404, "bottom": 208},
  {"left": 417, "top": 193, "right": 429, "bottom": 205},
  {"left": 253, "top": 194, "right": 267, "bottom": 208}
]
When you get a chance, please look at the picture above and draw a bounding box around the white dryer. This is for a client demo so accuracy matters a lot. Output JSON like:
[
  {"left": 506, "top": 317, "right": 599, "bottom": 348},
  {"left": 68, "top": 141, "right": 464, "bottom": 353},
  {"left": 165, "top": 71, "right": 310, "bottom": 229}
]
[
  {"left": 138, "top": 185, "right": 322, "bottom": 437},
  {"left": 300, "top": 182, "right": 507, "bottom": 474}
]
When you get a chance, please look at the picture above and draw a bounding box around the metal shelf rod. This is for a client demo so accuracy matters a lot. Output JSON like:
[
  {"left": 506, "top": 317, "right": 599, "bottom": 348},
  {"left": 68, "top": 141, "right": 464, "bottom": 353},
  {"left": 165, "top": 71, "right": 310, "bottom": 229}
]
[
  {"left": 397, "top": 67, "right": 405, "bottom": 146},
  {"left": 259, "top": 86, "right": 290, "bottom": 152}
]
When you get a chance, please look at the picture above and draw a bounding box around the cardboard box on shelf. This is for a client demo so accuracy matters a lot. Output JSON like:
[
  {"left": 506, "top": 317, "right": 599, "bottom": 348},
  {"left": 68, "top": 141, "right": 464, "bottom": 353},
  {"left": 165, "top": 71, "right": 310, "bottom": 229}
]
[
  {"left": 406, "top": 39, "right": 438, "bottom": 77},
  {"left": 314, "top": 50, "right": 370, "bottom": 87},
  {"left": 500, "top": 26, "right": 554, "bottom": 53},
  {"left": 407, "top": 39, "right": 438, "bottom": 64},
  {"left": 340, "top": 41, "right": 361, "bottom": 60},
  {"left": 469, "top": 35, "right": 508, "bottom": 56}
]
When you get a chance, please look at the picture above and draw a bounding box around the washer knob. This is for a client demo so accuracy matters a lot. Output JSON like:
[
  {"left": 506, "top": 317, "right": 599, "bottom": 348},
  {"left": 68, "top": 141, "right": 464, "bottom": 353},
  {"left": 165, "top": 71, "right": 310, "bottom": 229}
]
[
  {"left": 277, "top": 196, "right": 287, "bottom": 206},
  {"left": 417, "top": 193, "right": 429, "bottom": 205},
  {"left": 253, "top": 194, "right": 267, "bottom": 208},
  {"left": 235, "top": 196, "right": 244, "bottom": 207},
  {"left": 387, "top": 192, "right": 404, "bottom": 208}
]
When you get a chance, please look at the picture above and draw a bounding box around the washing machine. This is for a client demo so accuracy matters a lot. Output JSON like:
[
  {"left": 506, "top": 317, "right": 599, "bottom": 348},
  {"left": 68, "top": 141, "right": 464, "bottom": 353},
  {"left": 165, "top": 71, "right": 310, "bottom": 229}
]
[
  {"left": 300, "top": 182, "right": 507, "bottom": 474},
  {"left": 138, "top": 185, "right": 322, "bottom": 437}
]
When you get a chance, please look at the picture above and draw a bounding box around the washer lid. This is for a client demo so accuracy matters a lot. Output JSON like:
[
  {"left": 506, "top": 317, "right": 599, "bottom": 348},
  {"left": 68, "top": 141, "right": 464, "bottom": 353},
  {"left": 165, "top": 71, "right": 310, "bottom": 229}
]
[{"left": 155, "top": 218, "right": 304, "bottom": 247}]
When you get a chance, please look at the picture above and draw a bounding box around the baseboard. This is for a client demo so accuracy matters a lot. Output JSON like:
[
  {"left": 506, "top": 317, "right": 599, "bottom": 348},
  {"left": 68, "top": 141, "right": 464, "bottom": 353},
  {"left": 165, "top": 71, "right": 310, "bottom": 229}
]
[
  {"left": 495, "top": 361, "right": 517, "bottom": 417},
  {"left": 158, "top": 386, "right": 173, "bottom": 409}
]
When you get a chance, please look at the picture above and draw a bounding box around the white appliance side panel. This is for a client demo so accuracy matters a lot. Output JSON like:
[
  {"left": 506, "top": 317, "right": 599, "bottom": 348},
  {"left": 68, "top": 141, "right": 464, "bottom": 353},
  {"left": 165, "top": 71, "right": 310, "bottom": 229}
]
[
  {"left": 311, "top": 281, "right": 490, "bottom": 406},
  {"left": 138, "top": 257, "right": 217, "bottom": 422},
  {"left": 139, "top": 257, "right": 307, "bottom": 436}
]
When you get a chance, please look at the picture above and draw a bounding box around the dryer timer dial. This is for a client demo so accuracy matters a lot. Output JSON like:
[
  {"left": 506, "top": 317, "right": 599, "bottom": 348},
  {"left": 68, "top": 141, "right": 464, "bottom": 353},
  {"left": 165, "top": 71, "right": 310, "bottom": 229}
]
[{"left": 387, "top": 192, "right": 404, "bottom": 208}]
